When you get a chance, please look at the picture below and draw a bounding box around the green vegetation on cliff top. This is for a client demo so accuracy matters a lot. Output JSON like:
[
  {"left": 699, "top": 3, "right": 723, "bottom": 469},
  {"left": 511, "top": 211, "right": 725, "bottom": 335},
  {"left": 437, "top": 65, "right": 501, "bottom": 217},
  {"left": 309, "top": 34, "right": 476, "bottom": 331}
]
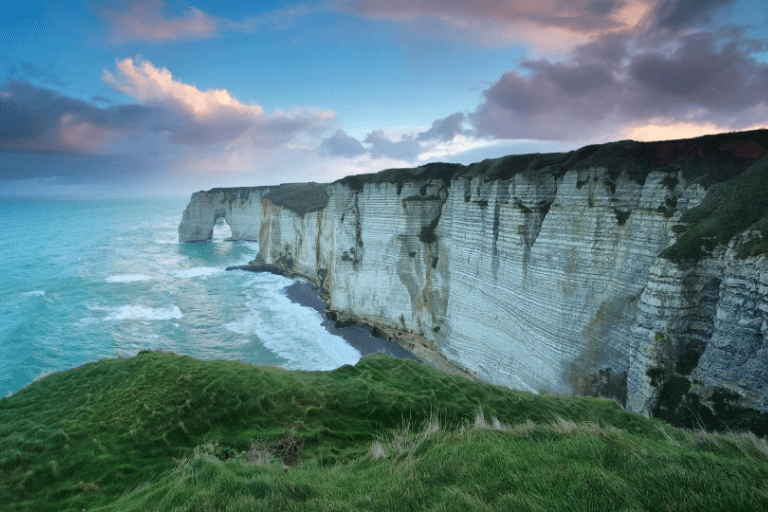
[
  {"left": 661, "top": 153, "right": 768, "bottom": 261},
  {"left": 262, "top": 183, "right": 329, "bottom": 217},
  {"left": 2, "top": 352, "right": 767, "bottom": 511},
  {"left": 337, "top": 129, "right": 768, "bottom": 189}
]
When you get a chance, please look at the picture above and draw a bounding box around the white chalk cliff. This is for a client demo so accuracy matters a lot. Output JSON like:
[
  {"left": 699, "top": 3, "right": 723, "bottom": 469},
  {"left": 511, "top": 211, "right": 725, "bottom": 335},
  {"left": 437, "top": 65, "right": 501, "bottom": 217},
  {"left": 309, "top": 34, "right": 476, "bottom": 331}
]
[{"left": 180, "top": 131, "right": 768, "bottom": 433}]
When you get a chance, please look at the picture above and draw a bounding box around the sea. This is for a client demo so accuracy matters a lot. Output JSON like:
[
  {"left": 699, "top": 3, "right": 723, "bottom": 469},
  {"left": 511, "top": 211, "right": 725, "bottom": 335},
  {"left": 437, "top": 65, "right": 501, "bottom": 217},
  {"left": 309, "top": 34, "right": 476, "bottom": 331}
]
[{"left": 0, "top": 197, "right": 361, "bottom": 398}]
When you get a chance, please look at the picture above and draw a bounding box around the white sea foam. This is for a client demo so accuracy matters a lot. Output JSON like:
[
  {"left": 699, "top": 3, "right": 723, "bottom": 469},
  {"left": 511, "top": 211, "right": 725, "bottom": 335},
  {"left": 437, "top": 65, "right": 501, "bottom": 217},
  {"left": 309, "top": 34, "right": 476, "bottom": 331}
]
[
  {"left": 154, "top": 237, "right": 180, "bottom": 245},
  {"left": 226, "top": 275, "right": 360, "bottom": 370},
  {"left": 32, "top": 368, "right": 58, "bottom": 383},
  {"left": 104, "top": 305, "right": 183, "bottom": 321},
  {"left": 229, "top": 241, "right": 260, "bottom": 266},
  {"left": 23, "top": 290, "right": 46, "bottom": 296},
  {"left": 106, "top": 274, "right": 153, "bottom": 283},
  {"left": 174, "top": 267, "right": 223, "bottom": 278}
]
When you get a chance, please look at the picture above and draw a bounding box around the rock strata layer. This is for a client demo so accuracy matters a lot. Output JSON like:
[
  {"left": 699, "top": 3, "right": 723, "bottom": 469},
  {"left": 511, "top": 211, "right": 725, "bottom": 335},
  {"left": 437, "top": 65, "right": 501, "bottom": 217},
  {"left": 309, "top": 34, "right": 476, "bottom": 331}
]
[{"left": 180, "top": 130, "right": 768, "bottom": 434}]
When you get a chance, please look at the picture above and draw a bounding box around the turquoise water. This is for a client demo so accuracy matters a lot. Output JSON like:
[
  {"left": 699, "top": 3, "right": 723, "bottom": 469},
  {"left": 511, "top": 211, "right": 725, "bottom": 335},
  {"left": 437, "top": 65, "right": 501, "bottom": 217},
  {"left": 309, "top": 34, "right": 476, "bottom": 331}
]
[{"left": 0, "top": 198, "right": 360, "bottom": 397}]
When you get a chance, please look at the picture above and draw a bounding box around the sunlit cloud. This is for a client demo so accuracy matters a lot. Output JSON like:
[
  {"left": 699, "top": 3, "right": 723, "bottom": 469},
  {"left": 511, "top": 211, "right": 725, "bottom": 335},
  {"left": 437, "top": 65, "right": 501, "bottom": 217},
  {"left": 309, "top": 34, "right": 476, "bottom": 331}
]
[
  {"left": 332, "top": 0, "right": 657, "bottom": 54},
  {"left": 621, "top": 117, "right": 768, "bottom": 141},
  {"left": 102, "top": 57, "right": 264, "bottom": 117},
  {"left": 101, "top": 57, "right": 334, "bottom": 147}
]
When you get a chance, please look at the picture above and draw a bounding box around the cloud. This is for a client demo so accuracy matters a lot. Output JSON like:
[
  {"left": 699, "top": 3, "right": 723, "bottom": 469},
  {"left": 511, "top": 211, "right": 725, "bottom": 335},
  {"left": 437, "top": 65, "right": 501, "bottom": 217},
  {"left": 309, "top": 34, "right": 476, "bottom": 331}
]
[
  {"left": 95, "top": 0, "right": 311, "bottom": 43},
  {"left": 337, "top": 0, "right": 639, "bottom": 31},
  {"left": 332, "top": 0, "right": 656, "bottom": 51},
  {"left": 651, "top": 0, "right": 736, "bottom": 30},
  {"left": 364, "top": 130, "right": 423, "bottom": 160},
  {"left": 468, "top": 0, "right": 768, "bottom": 142},
  {"left": 621, "top": 117, "right": 768, "bottom": 142},
  {"left": 219, "top": 5, "right": 311, "bottom": 33},
  {"left": 320, "top": 122, "right": 479, "bottom": 162},
  {"left": 320, "top": 126, "right": 465, "bottom": 162},
  {"left": 417, "top": 113, "right": 467, "bottom": 142},
  {"left": 6, "top": 62, "right": 64, "bottom": 87},
  {"left": 1, "top": 58, "right": 337, "bottom": 189},
  {"left": 320, "top": 130, "right": 367, "bottom": 157},
  {"left": 101, "top": 57, "right": 334, "bottom": 147},
  {"left": 96, "top": 0, "right": 217, "bottom": 42},
  {"left": 0, "top": 79, "right": 158, "bottom": 155}
]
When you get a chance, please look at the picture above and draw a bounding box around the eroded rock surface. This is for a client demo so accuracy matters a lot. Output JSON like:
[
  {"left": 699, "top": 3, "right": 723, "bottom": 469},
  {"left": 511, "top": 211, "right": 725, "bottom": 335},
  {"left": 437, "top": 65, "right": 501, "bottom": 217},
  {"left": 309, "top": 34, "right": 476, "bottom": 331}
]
[{"left": 180, "top": 130, "right": 768, "bottom": 433}]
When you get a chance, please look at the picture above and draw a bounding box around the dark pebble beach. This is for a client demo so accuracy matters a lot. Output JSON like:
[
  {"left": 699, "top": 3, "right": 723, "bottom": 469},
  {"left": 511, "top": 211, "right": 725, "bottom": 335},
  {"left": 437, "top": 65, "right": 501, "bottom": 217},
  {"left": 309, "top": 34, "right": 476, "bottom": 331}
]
[{"left": 282, "top": 281, "right": 419, "bottom": 362}]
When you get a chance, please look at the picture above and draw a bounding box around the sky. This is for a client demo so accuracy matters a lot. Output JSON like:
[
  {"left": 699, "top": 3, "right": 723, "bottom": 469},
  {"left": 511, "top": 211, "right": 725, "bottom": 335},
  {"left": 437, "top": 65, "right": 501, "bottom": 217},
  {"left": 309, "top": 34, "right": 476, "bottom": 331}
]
[{"left": 1, "top": 0, "right": 767, "bottom": 197}]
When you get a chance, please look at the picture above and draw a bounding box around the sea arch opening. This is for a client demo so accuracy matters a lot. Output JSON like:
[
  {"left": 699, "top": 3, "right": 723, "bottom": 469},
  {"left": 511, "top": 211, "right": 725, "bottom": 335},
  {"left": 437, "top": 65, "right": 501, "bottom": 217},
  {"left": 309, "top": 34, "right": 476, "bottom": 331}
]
[{"left": 212, "top": 210, "right": 232, "bottom": 241}]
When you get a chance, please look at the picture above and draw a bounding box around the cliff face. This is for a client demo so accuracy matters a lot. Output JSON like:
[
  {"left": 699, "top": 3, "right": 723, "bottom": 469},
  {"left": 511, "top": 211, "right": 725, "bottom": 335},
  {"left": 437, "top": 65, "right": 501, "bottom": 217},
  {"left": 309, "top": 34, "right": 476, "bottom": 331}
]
[
  {"left": 180, "top": 130, "right": 768, "bottom": 433},
  {"left": 178, "top": 187, "right": 268, "bottom": 242}
]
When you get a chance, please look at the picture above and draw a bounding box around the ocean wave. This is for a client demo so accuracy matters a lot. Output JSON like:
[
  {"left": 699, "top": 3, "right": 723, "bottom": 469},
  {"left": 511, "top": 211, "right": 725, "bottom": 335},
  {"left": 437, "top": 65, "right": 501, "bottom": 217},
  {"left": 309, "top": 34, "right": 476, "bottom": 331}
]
[
  {"left": 23, "top": 290, "right": 46, "bottom": 296},
  {"left": 229, "top": 242, "right": 261, "bottom": 267},
  {"left": 154, "top": 237, "right": 180, "bottom": 245},
  {"left": 174, "top": 267, "right": 223, "bottom": 278},
  {"left": 106, "top": 274, "right": 153, "bottom": 283},
  {"left": 103, "top": 305, "right": 183, "bottom": 321},
  {"left": 225, "top": 285, "right": 360, "bottom": 371}
]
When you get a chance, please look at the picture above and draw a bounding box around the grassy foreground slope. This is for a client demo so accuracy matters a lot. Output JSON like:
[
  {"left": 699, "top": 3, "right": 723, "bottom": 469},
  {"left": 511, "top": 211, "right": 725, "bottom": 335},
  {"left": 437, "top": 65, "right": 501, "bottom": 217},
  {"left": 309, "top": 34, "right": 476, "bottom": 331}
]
[{"left": 1, "top": 352, "right": 766, "bottom": 511}]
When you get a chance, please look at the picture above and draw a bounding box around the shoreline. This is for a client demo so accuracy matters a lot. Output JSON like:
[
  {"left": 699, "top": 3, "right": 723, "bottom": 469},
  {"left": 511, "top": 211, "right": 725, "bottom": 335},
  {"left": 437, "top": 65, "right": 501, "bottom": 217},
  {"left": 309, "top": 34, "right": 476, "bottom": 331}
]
[{"left": 281, "top": 281, "right": 420, "bottom": 362}]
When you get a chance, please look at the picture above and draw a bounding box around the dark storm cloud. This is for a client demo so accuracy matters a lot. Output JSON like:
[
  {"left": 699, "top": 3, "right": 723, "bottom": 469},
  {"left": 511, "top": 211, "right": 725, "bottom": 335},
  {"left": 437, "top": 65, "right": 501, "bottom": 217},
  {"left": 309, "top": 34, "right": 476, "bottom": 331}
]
[
  {"left": 320, "top": 130, "right": 367, "bottom": 157},
  {"left": 0, "top": 79, "right": 162, "bottom": 154},
  {"left": 584, "top": 0, "right": 619, "bottom": 15},
  {"left": 628, "top": 31, "right": 768, "bottom": 111},
  {"left": 468, "top": 0, "right": 768, "bottom": 141},
  {"left": 652, "top": 0, "right": 736, "bottom": 30}
]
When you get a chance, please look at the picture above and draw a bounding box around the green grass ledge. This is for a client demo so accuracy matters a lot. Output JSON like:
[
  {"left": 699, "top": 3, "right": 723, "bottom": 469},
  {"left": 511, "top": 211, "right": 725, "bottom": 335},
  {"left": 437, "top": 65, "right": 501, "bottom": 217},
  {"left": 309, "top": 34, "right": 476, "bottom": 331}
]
[{"left": 1, "top": 352, "right": 766, "bottom": 511}]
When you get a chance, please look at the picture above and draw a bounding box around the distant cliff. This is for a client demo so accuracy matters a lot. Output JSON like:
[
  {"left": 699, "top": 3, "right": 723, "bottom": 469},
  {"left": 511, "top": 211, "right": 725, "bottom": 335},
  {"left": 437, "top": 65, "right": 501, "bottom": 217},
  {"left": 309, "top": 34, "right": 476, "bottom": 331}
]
[{"left": 180, "top": 130, "right": 768, "bottom": 435}]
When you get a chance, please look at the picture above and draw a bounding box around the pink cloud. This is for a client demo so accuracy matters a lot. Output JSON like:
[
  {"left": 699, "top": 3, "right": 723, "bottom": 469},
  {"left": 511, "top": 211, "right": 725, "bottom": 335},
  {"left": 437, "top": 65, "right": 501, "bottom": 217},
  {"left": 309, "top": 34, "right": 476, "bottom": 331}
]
[
  {"left": 101, "top": 57, "right": 335, "bottom": 147},
  {"left": 332, "top": 0, "right": 657, "bottom": 53},
  {"left": 96, "top": 0, "right": 312, "bottom": 43},
  {"left": 621, "top": 118, "right": 768, "bottom": 142},
  {"left": 98, "top": 0, "right": 218, "bottom": 42},
  {"left": 102, "top": 57, "right": 264, "bottom": 117},
  {"left": 1, "top": 59, "right": 340, "bottom": 188},
  {"left": 58, "top": 114, "right": 114, "bottom": 154}
]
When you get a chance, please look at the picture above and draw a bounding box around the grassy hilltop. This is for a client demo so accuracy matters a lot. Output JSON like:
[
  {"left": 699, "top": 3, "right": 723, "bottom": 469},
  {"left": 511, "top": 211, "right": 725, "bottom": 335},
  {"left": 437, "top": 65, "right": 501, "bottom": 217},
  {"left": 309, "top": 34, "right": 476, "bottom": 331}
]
[{"left": 1, "top": 352, "right": 767, "bottom": 511}]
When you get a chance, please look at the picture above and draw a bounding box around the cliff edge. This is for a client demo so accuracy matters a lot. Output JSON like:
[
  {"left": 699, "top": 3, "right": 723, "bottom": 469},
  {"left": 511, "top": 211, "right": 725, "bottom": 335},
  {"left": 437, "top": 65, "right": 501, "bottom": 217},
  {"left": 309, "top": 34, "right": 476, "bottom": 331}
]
[{"left": 180, "top": 129, "right": 768, "bottom": 435}]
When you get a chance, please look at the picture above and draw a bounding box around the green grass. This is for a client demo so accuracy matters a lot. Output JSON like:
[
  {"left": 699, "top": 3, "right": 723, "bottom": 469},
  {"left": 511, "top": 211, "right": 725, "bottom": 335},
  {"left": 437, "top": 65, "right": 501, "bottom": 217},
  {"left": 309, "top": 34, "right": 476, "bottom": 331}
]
[
  {"left": 2, "top": 352, "right": 767, "bottom": 511},
  {"left": 661, "top": 153, "right": 768, "bottom": 261},
  {"left": 262, "top": 183, "right": 329, "bottom": 216},
  {"left": 334, "top": 129, "right": 768, "bottom": 192}
]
